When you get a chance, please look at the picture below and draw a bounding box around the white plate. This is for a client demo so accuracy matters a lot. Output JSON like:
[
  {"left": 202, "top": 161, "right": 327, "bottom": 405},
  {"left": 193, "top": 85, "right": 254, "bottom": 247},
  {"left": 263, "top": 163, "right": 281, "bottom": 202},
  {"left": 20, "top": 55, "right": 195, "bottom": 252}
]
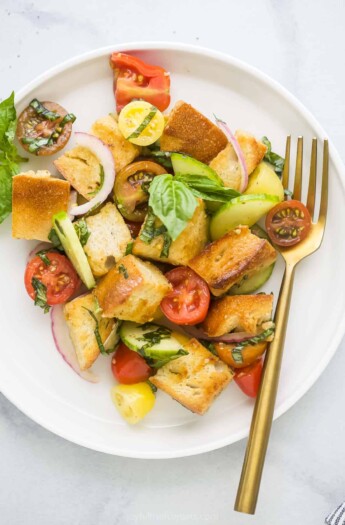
[{"left": 1, "top": 42, "right": 345, "bottom": 459}]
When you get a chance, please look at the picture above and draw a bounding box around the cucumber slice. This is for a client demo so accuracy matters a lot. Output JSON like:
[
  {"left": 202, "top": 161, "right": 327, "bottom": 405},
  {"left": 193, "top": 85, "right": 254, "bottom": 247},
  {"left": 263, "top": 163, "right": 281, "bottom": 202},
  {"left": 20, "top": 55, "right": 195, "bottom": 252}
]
[
  {"left": 210, "top": 193, "right": 280, "bottom": 240},
  {"left": 245, "top": 162, "right": 284, "bottom": 202},
  {"left": 120, "top": 321, "right": 184, "bottom": 358},
  {"left": 251, "top": 223, "right": 269, "bottom": 240},
  {"left": 52, "top": 211, "right": 96, "bottom": 289},
  {"left": 171, "top": 153, "right": 223, "bottom": 184},
  {"left": 228, "top": 263, "right": 275, "bottom": 295}
]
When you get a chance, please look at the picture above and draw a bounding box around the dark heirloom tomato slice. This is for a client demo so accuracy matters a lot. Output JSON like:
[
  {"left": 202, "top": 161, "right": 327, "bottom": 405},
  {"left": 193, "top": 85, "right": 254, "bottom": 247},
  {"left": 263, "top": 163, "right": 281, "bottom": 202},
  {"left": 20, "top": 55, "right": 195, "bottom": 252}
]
[
  {"left": 234, "top": 359, "right": 263, "bottom": 398},
  {"left": 110, "top": 53, "right": 170, "bottom": 112},
  {"left": 17, "top": 100, "right": 75, "bottom": 156},
  {"left": 25, "top": 253, "right": 80, "bottom": 305},
  {"left": 114, "top": 161, "right": 167, "bottom": 222},
  {"left": 111, "top": 343, "right": 152, "bottom": 384},
  {"left": 265, "top": 200, "right": 312, "bottom": 247},
  {"left": 125, "top": 220, "right": 143, "bottom": 238},
  {"left": 161, "top": 267, "right": 211, "bottom": 325}
]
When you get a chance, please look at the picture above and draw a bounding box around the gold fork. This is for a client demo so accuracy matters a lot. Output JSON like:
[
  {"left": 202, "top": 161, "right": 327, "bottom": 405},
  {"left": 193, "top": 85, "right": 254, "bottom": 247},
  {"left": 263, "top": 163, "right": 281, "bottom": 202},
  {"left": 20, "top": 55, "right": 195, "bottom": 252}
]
[{"left": 234, "top": 136, "right": 329, "bottom": 514}]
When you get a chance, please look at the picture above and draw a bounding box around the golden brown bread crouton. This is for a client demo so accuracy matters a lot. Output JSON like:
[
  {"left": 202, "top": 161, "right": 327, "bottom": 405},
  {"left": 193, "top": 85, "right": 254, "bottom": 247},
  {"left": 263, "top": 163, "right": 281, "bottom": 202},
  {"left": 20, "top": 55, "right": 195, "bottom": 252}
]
[
  {"left": 94, "top": 254, "right": 172, "bottom": 323},
  {"left": 83, "top": 203, "right": 132, "bottom": 277},
  {"left": 215, "top": 341, "right": 267, "bottom": 369},
  {"left": 54, "top": 146, "right": 102, "bottom": 200},
  {"left": 12, "top": 170, "right": 70, "bottom": 241},
  {"left": 90, "top": 115, "right": 140, "bottom": 172},
  {"left": 64, "top": 293, "right": 117, "bottom": 370},
  {"left": 132, "top": 200, "right": 209, "bottom": 265},
  {"left": 188, "top": 225, "right": 277, "bottom": 296},
  {"left": 150, "top": 338, "right": 233, "bottom": 415},
  {"left": 160, "top": 101, "right": 228, "bottom": 163},
  {"left": 203, "top": 294, "right": 274, "bottom": 336},
  {"left": 209, "top": 132, "right": 267, "bottom": 189}
]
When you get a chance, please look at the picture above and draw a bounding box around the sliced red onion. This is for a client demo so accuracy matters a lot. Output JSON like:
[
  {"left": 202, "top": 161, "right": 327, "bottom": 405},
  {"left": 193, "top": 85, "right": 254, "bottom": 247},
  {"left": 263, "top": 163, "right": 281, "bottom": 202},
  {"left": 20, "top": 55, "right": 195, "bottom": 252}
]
[
  {"left": 50, "top": 304, "right": 99, "bottom": 383},
  {"left": 68, "top": 190, "right": 78, "bottom": 220},
  {"left": 69, "top": 132, "right": 115, "bottom": 216},
  {"left": 214, "top": 115, "right": 248, "bottom": 192},
  {"left": 104, "top": 321, "right": 120, "bottom": 351},
  {"left": 26, "top": 242, "right": 53, "bottom": 263},
  {"left": 181, "top": 324, "right": 255, "bottom": 344}
]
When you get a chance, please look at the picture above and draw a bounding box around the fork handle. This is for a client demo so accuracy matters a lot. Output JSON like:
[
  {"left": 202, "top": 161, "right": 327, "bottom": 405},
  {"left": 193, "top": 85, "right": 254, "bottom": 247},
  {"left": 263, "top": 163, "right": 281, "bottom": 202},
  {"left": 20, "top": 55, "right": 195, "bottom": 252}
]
[{"left": 234, "top": 262, "right": 296, "bottom": 514}]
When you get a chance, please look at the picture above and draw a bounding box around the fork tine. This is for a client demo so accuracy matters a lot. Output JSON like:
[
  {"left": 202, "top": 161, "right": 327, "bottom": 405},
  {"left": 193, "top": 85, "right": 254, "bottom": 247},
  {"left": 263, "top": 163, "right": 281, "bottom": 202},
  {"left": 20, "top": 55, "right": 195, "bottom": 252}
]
[
  {"left": 282, "top": 136, "right": 291, "bottom": 190},
  {"left": 318, "top": 140, "right": 329, "bottom": 224},
  {"left": 293, "top": 137, "right": 303, "bottom": 200},
  {"left": 306, "top": 138, "right": 317, "bottom": 218}
]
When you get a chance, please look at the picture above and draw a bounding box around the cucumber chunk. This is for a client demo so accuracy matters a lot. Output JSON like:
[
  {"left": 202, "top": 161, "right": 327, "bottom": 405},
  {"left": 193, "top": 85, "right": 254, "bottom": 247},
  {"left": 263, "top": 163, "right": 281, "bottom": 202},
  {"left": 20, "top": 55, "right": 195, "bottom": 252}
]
[
  {"left": 52, "top": 211, "right": 96, "bottom": 289},
  {"left": 244, "top": 162, "right": 284, "bottom": 202},
  {"left": 171, "top": 153, "right": 223, "bottom": 184},
  {"left": 120, "top": 321, "right": 185, "bottom": 358},
  {"left": 210, "top": 193, "right": 279, "bottom": 240},
  {"left": 228, "top": 264, "right": 275, "bottom": 295}
]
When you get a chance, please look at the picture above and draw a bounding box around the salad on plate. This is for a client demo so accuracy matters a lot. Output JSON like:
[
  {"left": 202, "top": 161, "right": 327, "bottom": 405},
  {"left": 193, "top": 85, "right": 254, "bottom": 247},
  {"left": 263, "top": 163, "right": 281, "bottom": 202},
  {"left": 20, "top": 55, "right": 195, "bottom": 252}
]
[{"left": 0, "top": 52, "right": 313, "bottom": 425}]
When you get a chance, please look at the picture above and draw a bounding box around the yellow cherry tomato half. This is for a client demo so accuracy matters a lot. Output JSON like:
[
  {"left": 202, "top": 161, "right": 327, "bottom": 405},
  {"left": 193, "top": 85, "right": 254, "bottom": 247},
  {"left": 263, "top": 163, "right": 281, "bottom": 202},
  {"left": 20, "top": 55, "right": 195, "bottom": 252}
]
[
  {"left": 110, "top": 382, "right": 156, "bottom": 424},
  {"left": 118, "top": 100, "right": 165, "bottom": 146}
]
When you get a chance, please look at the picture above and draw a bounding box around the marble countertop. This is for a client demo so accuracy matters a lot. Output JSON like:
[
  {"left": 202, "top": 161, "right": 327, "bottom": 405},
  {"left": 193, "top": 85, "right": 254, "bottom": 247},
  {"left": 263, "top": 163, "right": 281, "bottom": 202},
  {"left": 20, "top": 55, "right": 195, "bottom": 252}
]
[{"left": 1, "top": 1, "right": 345, "bottom": 523}]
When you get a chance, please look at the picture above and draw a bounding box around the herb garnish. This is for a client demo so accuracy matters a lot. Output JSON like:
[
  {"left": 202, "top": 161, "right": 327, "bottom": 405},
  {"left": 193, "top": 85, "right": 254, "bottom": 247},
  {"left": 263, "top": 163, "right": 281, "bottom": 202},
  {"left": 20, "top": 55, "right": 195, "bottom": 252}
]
[
  {"left": 146, "top": 380, "right": 157, "bottom": 393},
  {"left": 48, "top": 227, "right": 64, "bottom": 251},
  {"left": 29, "top": 99, "right": 60, "bottom": 121},
  {"left": 0, "top": 92, "right": 27, "bottom": 224},
  {"left": 73, "top": 218, "right": 90, "bottom": 247},
  {"left": 36, "top": 249, "right": 51, "bottom": 266},
  {"left": 118, "top": 264, "right": 129, "bottom": 279},
  {"left": 138, "top": 325, "right": 172, "bottom": 349},
  {"left": 150, "top": 349, "right": 188, "bottom": 369},
  {"left": 231, "top": 325, "right": 275, "bottom": 364},
  {"left": 21, "top": 109, "right": 76, "bottom": 154},
  {"left": 127, "top": 106, "right": 157, "bottom": 139},
  {"left": 125, "top": 241, "right": 133, "bottom": 255},
  {"left": 161, "top": 231, "right": 172, "bottom": 258},
  {"left": 82, "top": 307, "right": 111, "bottom": 355},
  {"left": 175, "top": 174, "right": 240, "bottom": 202},
  {"left": 262, "top": 137, "right": 285, "bottom": 176},
  {"left": 31, "top": 277, "right": 50, "bottom": 313},
  {"left": 139, "top": 208, "right": 173, "bottom": 257},
  {"left": 87, "top": 165, "right": 105, "bottom": 197},
  {"left": 141, "top": 146, "right": 173, "bottom": 169}
]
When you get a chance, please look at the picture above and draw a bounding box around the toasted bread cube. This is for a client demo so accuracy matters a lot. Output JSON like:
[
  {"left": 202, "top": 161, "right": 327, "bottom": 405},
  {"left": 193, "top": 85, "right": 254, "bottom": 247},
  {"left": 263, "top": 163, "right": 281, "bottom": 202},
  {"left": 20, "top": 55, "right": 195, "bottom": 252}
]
[
  {"left": 188, "top": 225, "right": 277, "bottom": 296},
  {"left": 203, "top": 294, "right": 274, "bottom": 336},
  {"left": 64, "top": 293, "right": 117, "bottom": 371},
  {"left": 132, "top": 200, "right": 209, "bottom": 265},
  {"left": 209, "top": 132, "right": 267, "bottom": 189},
  {"left": 150, "top": 338, "right": 233, "bottom": 415},
  {"left": 12, "top": 170, "right": 70, "bottom": 241},
  {"left": 90, "top": 115, "right": 140, "bottom": 172},
  {"left": 83, "top": 203, "right": 132, "bottom": 277},
  {"left": 160, "top": 101, "right": 228, "bottom": 163},
  {"left": 54, "top": 146, "right": 102, "bottom": 201},
  {"left": 94, "top": 254, "right": 172, "bottom": 323}
]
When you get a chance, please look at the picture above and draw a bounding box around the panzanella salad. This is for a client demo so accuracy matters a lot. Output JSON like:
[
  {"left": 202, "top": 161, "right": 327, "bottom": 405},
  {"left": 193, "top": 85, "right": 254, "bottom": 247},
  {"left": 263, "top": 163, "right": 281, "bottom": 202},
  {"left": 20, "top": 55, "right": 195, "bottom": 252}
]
[{"left": 1, "top": 52, "right": 312, "bottom": 424}]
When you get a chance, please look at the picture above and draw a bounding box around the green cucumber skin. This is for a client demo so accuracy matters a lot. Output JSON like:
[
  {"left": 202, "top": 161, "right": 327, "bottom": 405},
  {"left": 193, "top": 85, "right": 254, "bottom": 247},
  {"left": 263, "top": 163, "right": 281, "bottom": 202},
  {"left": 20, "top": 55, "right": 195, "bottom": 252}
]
[
  {"left": 119, "top": 322, "right": 183, "bottom": 357},
  {"left": 229, "top": 263, "right": 275, "bottom": 295},
  {"left": 171, "top": 153, "right": 222, "bottom": 184}
]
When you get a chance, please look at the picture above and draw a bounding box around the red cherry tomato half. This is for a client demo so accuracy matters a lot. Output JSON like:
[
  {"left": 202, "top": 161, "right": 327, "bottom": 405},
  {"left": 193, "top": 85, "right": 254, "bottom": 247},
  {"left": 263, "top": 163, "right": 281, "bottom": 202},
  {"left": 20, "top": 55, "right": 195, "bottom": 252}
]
[
  {"left": 160, "top": 267, "right": 211, "bottom": 325},
  {"left": 111, "top": 342, "right": 153, "bottom": 384},
  {"left": 234, "top": 359, "right": 263, "bottom": 398},
  {"left": 25, "top": 252, "right": 80, "bottom": 305},
  {"left": 110, "top": 53, "right": 170, "bottom": 113},
  {"left": 265, "top": 199, "right": 312, "bottom": 247}
]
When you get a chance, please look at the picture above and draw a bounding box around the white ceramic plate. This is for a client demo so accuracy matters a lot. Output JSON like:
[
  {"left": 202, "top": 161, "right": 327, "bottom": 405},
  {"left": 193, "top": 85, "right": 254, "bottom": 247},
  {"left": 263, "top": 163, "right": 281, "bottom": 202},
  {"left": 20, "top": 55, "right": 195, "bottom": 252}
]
[{"left": 1, "top": 43, "right": 345, "bottom": 459}]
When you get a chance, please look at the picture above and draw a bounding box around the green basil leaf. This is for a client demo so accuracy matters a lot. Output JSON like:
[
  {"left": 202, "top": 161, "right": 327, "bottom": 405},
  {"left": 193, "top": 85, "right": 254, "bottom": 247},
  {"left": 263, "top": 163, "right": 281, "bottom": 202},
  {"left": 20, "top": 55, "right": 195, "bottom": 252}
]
[
  {"left": 118, "top": 263, "right": 129, "bottom": 279},
  {"left": 82, "top": 307, "right": 110, "bottom": 355},
  {"left": 262, "top": 136, "right": 285, "bottom": 176},
  {"left": 175, "top": 174, "right": 240, "bottom": 202},
  {"left": 31, "top": 277, "right": 50, "bottom": 313},
  {"left": 48, "top": 228, "right": 64, "bottom": 251},
  {"left": 73, "top": 218, "right": 90, "bottom": 247},
  {"left": 29, "top": 99, "right": 60, "bottom": 121},
  {"left": 148, "top": 174, "right": 197, "bottom": 241}
]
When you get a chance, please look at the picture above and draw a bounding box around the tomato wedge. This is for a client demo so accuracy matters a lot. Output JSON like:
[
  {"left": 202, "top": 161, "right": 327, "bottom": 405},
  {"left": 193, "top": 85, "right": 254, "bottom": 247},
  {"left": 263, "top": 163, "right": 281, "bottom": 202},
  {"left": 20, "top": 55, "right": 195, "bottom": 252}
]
[
  {"left": 161, "top": 267, "right": 211, "bottom": 325},
  {"left": 110, "top": 52, "right": 170, "bottom": 112},
  {"left": 25, "top": 252, "right": 80, "bottom": 307},
  {"left": 111, "top": 342, "right": 152, "bottom": 384},
  {"left": 125, "top": 220, "right": 143, "bottom": 238},
  {"left": 234, "top": 359, "right": 263, "bottom": 398},
  {"left": 265, "top": 199, "right": 312, "bottom": 247}
]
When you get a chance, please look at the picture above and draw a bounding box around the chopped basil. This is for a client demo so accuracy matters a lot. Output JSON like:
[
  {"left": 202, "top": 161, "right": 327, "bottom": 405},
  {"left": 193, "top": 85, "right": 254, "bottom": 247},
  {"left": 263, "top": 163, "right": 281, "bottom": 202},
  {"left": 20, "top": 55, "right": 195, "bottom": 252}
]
[
  {"left": 201, "top": 341, "right": 218, "bottom": 356},
  {"left": 59, "top": 113, "right": 76, "bottom": 126},
  {"left": 36, "top": 249, "right": 51, "bottom": 266},
  {"left": 125, "top": 241, "right": 133, "bottom": 255},
  {"left": 82, "top": 307, "right": 111, "bottom": 355},
  {"left": 231, "top": 325, "right": 276, "bottom": 364},
  {"left": 262, "top": 137, "right": 285, "bottom": 176},
  {"left": 127, "top": 106, "right": 157, "bottom": 139},
  {"left": 139, "top": 208, "right": 156, "bottom": 243},
  {"left": 146, "top": 380, "right": 157, "bottom": 393},
  {"left": 31, "top": 277, "right": 50, "bottom": 313},
  {"left": 141, "top": 147, "right": 173, "bottom": 169},
  {"left": 22, "top": 136, "right": 53, "bottom": 154},
  {"left": 73, "top": 218, "right": 90, "bottom": 247},
  {"left": 87, "top": 165, "right": 104, "bottom": 197},
  {"left": 138, "top": 326, "right": 172, "bottom": 348},
  {"left": 118, "top": 264, "right": 129, "bottom": 279},
  {"left": 29, "top": 99, "right": 60, "bottom": 121},
  {"left": 175, "top": 174, "right": 240, "bottom": 202},
  {"left": 161, "top": 231, "right": 172, "bottom": 258},
  {"left": 150, "top": 350, "right": 188, "bottom": 369},
  {"left": 48, "top": 227, "right": 64, "bottom": 251}
]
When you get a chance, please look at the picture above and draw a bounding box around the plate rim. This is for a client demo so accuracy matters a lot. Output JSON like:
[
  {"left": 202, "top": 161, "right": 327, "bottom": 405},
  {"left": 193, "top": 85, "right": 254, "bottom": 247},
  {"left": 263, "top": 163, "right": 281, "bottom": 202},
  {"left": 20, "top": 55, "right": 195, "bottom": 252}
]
[{"left": 2, "top": 41, "right": 345, "bottom": 458}]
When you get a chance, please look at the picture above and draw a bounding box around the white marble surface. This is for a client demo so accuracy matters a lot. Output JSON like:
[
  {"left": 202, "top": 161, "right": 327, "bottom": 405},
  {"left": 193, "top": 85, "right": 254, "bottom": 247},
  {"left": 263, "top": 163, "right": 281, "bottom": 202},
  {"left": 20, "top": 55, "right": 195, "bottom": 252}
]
[{"left": 1, "top": 1, "right": 345, "bottom": 523}]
